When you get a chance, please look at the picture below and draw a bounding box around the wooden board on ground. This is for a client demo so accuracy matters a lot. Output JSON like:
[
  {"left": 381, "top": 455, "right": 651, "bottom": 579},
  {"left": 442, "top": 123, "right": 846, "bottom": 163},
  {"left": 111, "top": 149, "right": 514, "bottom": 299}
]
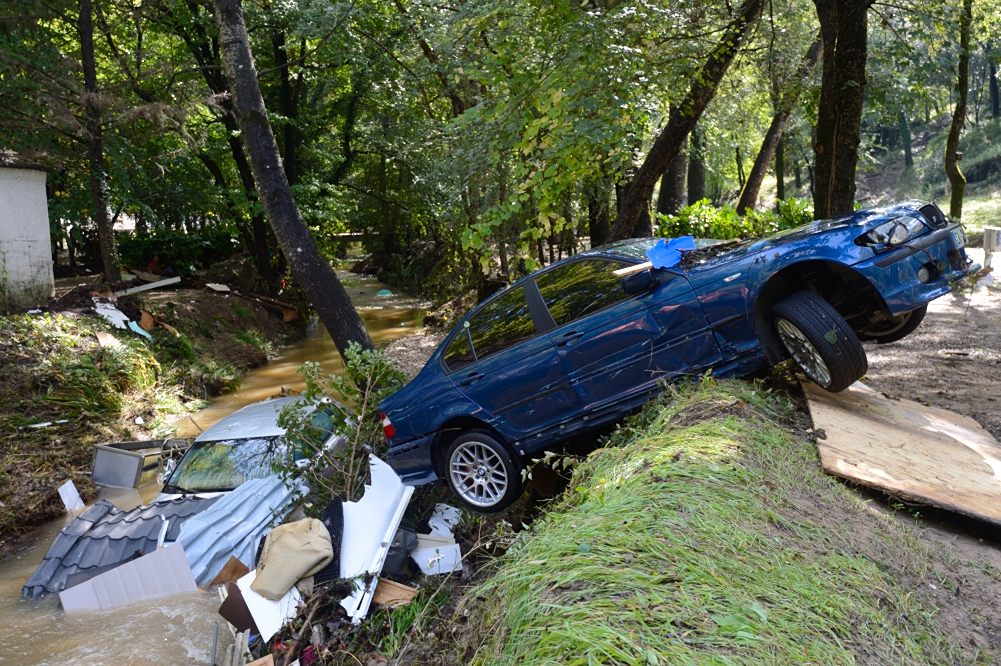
[{"left": 802, "top": 380, "right": 1001, "bottom": 526}]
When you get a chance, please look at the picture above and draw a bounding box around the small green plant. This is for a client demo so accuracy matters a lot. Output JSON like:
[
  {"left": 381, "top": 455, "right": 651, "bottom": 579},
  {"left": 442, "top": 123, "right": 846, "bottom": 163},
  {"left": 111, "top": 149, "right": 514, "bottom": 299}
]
[{"left": 276, "top": 343, "right": 407, "bottom": 504}]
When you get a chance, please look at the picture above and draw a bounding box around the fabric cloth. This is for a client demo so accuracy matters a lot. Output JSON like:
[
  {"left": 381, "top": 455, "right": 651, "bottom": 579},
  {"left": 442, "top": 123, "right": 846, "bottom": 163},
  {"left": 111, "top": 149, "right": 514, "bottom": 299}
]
[{"left": 250, "top": 518, "right": 333, "bottom": 600}]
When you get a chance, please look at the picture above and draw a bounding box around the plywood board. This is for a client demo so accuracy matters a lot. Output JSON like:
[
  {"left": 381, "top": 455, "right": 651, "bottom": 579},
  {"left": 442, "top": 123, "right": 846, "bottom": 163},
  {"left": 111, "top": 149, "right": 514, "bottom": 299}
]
[{"left": 803, "top": 381, "right": 1001, "bottom": 526}]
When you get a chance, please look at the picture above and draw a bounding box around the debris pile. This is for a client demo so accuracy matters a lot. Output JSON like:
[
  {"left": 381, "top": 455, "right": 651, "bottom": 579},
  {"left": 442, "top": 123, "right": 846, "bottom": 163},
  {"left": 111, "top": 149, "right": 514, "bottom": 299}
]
[{"left": 23, "top": 453, "right": 468, "bottom": 665}]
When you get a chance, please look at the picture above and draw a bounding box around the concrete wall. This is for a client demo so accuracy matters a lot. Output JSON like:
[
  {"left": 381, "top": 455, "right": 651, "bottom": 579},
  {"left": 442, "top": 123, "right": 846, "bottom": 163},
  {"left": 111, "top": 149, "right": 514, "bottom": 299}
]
[{"left": 0, "top": 167, "right": 54, "bottom": 312}]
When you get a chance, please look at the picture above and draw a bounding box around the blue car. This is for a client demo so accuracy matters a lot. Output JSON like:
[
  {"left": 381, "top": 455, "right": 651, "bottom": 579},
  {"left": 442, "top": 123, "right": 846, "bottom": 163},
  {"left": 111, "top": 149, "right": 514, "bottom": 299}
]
[{"left": 379, "top": 201, "right": 976, "bottom": 511}]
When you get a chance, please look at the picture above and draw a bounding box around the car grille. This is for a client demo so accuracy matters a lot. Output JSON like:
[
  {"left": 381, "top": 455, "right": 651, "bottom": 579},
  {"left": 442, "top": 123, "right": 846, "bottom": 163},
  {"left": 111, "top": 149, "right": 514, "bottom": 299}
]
[{"left": 918, "top": 203, "right": 949, "bottom": 228}]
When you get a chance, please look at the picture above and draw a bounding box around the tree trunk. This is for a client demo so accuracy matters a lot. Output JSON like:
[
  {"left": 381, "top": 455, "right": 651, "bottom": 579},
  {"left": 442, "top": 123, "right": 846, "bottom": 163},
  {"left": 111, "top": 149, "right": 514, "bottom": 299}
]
[
  {"left": 775, "top": 137, "right": 786, "bottom": 202},
  {"left": 611, "top": 0, "right": 765, "bottom": 239},
  {"left": 587, "top": 178, "right": 612, "bottom": 247},
  {"left": 945, "top": 0, "right": 973, "bottom": 220},
  {"left": 737, "top": 36, "right": 822, "bottom": 214},
  {"left": 656, "top": 139, "right": 688, "bottom": 217},
  {"left": 79, "top": 0, "right": 120, "bottom": 284},
  {"left": 989, "top": 45, "right": 999, "bottom": 119},
  {"left": 812, "top": 0, "right": 872, "bottom": 219},
  {"left": 212, "top": 0, "right": 373, "bottom": 358},
  {"left": 899, "top": 111, "right": 913, "bottom": 168},
  {"left": 734, "top": 145, "right": 746, "bottom": 190},
  {"left": 688, "top": 122, "right": 706, "bottom": 203}
]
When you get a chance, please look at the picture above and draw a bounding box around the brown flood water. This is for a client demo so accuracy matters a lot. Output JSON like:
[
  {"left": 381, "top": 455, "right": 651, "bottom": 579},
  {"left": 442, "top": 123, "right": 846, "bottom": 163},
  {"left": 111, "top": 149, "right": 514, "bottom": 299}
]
[{"left": 0, "top": 270, "right": 424, "bottom": 665}]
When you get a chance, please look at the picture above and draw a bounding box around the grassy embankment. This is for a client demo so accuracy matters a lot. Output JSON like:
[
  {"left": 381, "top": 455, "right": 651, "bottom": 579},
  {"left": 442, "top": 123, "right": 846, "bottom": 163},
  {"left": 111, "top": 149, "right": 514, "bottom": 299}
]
[
  {"left": 463, "top": 379, "right": 997, "bottom": 664},
  {"left": 0, "top": 293, "right": 296, "bottom": 553}
]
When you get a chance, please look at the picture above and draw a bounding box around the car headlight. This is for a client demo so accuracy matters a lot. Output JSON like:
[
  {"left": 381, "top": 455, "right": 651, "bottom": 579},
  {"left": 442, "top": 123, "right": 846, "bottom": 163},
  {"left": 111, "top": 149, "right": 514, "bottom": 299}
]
[{"left": 857, "top": 214, "right": 927, "bottom": 247}]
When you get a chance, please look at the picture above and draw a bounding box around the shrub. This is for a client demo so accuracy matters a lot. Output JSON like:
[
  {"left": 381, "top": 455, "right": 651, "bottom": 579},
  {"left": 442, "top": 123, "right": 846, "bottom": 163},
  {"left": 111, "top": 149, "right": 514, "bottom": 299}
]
[{"left": 656, "top": 198, "right": 813, "bottom": 241}]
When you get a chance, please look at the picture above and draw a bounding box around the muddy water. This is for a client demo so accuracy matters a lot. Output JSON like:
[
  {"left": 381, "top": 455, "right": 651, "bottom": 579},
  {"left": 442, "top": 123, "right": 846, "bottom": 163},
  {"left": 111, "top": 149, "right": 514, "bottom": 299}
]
[{"left": 0, "top": 270, "right": 424, "bottom": 665}]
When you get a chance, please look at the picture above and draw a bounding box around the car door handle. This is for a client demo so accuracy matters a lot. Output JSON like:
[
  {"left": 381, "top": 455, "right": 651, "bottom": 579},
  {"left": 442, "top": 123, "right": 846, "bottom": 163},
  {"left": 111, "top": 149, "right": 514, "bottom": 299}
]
[
  {"left": 458, "top": 371, "right": 485, "bottom": 387},
  {"left": 555, "top": 331, "right": 584, "bottom": 347}
]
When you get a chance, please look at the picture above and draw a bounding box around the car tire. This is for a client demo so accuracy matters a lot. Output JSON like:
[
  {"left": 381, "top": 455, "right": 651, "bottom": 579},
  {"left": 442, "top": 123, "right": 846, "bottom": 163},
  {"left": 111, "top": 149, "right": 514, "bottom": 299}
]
[
  {"left": 859, "top": 305, "right": 927, "bottom": 344},
  {"left": 445, "top": 431, "right": 523, "bottom": 513},
  {"left": 773, "top": 291, "right": 868, "bottom": 393}
]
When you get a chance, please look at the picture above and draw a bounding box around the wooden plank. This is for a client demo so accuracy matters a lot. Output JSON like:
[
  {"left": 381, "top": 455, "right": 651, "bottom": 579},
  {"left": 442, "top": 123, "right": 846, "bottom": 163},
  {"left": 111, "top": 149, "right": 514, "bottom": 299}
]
[
  {"left": 373, "top": 578, "right": 417, "bottom": 608},
  {"left": 114, "top": 276, "right": 181, "bottom": 297},
  {"left": 803, "top": 380, "right": 1001, "bottom": 526},
  {"left": 208, "top": 556, "right": 251, "bottom": 588}
]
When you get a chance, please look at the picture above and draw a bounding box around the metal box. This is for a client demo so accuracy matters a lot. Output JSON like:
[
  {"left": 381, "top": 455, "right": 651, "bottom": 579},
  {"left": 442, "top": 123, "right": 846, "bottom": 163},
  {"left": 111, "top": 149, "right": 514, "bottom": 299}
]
[{"left": 91, "top": 439, "right": 172, "bottom": 488}]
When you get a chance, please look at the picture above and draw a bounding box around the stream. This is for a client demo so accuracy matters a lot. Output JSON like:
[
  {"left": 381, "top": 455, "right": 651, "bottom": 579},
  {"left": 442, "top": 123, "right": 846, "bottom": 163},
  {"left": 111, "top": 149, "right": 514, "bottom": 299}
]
[{"left": 0, "top": 270, "right": 425, "bottom": 665}]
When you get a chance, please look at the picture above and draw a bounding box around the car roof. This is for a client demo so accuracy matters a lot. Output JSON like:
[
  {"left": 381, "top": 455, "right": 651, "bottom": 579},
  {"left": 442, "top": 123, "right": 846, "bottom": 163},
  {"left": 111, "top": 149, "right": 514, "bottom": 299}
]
[{"left": 194, "top": 395, "right": 305, "bottom": 442}]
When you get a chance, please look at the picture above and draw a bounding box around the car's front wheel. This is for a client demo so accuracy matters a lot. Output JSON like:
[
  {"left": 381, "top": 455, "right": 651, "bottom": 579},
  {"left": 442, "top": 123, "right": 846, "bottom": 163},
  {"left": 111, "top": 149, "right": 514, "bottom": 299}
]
[
  {"left": 445, "top": 431, "right": 523, "bottom": 513},
  {"left": 773, "top": 291, "right": 867, "bottom": 392}
]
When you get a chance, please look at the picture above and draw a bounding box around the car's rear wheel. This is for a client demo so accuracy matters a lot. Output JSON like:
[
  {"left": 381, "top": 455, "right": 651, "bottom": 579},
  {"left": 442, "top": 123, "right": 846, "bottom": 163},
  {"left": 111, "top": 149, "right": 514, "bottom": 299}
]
[
  {"left": 859, "top": 304, "right": 927, "bottom": 344},
  {"left": 773, "top": 291, "right": 867, "bottom": 392},
  {"left": 445, "top": 431, "right": 523, "bottom": 513}
]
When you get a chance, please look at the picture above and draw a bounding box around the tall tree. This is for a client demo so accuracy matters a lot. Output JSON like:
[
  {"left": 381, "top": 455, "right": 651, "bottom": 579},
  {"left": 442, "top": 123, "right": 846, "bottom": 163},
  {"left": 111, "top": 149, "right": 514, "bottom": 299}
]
[
  {"left": 945, "top": 0, "right": 974, "bottom": 219},
  {"left": 610, "top": 0, "right": 765, "bottom": 240},
  {"left": 79, "top": 0, "right": 120, "bottom": 283},
  {"left": 656, "top": 139, "right": 687, "bottom": 217},
  {"left": 812, "top": 0, "right": 872, "bottom": 219},
  {"left": 737, "top": 36, "right": 822, "bottom": 214},
  {"left": 211, "top": 0, "right": 373, "bottom": 359},
  {"left": 687, "top": 122, "right": 707, "bottom": 203}
]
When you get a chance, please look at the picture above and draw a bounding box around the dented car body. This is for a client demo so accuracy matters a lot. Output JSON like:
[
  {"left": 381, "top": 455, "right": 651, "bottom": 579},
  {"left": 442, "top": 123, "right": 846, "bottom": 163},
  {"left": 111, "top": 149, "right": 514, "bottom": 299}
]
[{"left": 380, "top": 201, "right": 977, "bottom": 511}]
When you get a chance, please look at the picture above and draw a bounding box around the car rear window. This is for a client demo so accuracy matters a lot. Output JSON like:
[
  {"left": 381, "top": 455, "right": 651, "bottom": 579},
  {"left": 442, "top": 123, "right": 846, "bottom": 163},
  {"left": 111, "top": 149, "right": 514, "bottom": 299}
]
[
  {"left": 536, "top": 259, "right": 631, "bottom": 326},
  {"left": 465, "top": 285, "right": 536, "bottom": 364}
]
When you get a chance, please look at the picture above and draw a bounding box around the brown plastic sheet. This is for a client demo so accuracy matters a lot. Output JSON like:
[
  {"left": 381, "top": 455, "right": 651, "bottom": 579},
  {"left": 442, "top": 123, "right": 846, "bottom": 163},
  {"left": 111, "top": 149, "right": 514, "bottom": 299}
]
[{"left": 803, "top": 381, "right": 1001, "bottom": 526}]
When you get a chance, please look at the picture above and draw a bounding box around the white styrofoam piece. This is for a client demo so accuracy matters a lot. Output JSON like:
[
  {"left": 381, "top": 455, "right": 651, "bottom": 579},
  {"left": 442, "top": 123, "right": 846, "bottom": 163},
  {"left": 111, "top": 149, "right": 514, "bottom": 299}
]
[
  {"left": 427, "top": 503, "right": 461, "bottom": 538},
  {"left": 235, "top": 570, "right": 302, "bottom": 642},
  {"left": 57, "top": 479, "right": 84, "bottom": 512},
  {"left": 59, "top": 543, "right": 197, "bottom": 612},
  {"left": 92, "top": 298, "right": 130, "bottom": 329},
  {"left": 338, "top": 455, "right": 414, "bottom": 623},
  {"left": 412, "top": 542, "right": 462, "bottom": 576}
]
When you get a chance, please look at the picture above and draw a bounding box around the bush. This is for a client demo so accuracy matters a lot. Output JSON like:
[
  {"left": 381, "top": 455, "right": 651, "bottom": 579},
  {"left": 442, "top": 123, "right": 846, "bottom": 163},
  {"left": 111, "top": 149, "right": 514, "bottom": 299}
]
[
  {"left": 656, "top": 198, "right": 813, "bottom": 241},
  {"left": 117, "top": 226, "right": 239, "bottom": 275}
]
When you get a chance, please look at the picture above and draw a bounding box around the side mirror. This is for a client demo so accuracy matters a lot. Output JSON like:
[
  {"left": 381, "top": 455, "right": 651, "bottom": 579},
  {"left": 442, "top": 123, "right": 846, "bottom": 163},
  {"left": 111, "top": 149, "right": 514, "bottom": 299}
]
[{"left": 621, "top": 269, "right": 657, "bottom": 295}]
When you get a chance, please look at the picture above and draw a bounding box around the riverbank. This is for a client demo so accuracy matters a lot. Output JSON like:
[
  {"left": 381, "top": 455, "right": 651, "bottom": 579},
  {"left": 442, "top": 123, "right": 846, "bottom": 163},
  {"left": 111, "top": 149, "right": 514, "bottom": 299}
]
[
  {"left": 0, "top": 285, "right": 303, "bottom": 557},
  {"left": 457, "top": 379, "right": 1001, "bottom": 663}
]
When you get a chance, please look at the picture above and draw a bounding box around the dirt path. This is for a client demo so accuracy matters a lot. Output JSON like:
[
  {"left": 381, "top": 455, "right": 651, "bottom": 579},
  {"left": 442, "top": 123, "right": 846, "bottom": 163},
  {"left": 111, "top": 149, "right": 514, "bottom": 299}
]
[{"left": 861, "top": 278, "right": 1001, "bottom": 441}]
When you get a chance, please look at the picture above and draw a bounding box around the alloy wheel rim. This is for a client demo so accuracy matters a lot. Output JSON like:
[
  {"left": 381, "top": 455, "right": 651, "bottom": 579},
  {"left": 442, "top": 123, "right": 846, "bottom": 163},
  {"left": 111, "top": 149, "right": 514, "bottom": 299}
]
[
  {"left": 776, "top": 318, "right": 833, "bottom": 387},
  {"left": 449, "top": 441, "right": 508, "bottom": 508}
]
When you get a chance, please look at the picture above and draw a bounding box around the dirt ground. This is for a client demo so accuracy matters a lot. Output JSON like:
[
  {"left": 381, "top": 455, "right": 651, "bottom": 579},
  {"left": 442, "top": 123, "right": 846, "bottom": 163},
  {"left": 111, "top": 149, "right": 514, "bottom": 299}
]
[{"left": 862, "top": 277, "right": 1001, "bottom": 440}]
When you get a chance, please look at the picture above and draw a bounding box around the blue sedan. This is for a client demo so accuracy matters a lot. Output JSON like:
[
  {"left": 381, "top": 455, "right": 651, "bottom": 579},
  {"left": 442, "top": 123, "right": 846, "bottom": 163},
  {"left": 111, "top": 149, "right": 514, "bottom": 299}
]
[{"left": 379, "top": 201, "right": 976, "bottom": 511}]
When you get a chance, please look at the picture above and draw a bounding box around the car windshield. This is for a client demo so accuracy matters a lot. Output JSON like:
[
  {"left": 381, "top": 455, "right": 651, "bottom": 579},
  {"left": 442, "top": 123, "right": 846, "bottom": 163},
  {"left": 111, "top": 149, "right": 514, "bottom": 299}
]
[{"left": 162, "top": 437, "right": 279, "bottom": 493}]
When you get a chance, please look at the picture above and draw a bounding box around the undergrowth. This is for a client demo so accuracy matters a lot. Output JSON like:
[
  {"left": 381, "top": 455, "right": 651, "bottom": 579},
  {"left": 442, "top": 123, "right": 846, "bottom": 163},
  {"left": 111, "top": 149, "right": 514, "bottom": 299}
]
[{"left": 462, "top": 379, "right": 980, "bottom": 664}]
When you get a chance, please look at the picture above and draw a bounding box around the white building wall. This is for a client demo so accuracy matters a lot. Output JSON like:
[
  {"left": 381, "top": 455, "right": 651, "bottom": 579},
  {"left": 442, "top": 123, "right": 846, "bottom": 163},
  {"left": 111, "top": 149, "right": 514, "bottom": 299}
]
[{"left": 0, "top": 167, "right": 54, "bottom": 311}]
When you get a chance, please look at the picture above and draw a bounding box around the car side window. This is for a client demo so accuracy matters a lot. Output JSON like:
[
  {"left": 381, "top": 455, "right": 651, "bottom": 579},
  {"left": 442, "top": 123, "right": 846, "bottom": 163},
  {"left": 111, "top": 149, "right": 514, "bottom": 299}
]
[
  {"left": 536, "top": 259, "right": 632, "bottom": 326},
  {"left": 467, "top": 285, "right": 536, "bottom": 362},
  {"left": 443, "top": 330, "right": 475, "bottom": 372}
]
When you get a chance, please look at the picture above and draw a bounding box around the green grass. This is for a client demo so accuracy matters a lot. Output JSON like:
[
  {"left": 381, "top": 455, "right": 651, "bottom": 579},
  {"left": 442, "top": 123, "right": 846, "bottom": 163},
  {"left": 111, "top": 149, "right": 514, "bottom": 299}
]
[{"left": 464, "top": 380, "right": 980, "bottom": 665}]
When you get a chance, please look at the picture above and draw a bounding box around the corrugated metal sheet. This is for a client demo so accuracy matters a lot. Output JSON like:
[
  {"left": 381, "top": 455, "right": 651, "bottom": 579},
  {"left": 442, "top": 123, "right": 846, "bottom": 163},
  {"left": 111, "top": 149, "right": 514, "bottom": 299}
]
[
  {"left": 176, "top": 476, "right": 300, "bottom": 587},
  {"left": 21, "top": 495, "right": 218, "bottom": 600}
]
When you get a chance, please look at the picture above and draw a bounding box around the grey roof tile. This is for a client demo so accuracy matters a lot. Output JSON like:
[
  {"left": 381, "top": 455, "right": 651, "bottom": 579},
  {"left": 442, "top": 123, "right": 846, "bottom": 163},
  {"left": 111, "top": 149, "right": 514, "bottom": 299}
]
[{"left": 21, "top": 495, "right": 219, "bottom": 600}]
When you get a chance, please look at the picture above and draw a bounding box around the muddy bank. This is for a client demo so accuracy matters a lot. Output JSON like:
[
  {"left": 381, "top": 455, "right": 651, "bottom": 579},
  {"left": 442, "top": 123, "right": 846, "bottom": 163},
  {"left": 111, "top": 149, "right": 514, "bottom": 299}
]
[{"left": 0, "top": 284, "right": 303, "bottom": 558}]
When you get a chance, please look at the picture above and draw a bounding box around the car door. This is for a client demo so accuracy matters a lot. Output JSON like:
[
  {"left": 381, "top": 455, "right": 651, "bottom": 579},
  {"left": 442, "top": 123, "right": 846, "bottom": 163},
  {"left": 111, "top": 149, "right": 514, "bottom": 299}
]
[
  {"left": 444, "top": 285, "right": 580, "bottom": 435},
  {"left": 536, "top": 259, "right": 721, "bottom": 410}
]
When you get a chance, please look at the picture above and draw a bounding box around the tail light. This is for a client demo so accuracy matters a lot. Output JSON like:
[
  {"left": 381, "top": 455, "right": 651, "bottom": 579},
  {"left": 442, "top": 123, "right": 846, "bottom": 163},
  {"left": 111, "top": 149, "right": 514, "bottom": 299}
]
[{"left": 379, "top": 412, "right": 396, "bottom": 439}]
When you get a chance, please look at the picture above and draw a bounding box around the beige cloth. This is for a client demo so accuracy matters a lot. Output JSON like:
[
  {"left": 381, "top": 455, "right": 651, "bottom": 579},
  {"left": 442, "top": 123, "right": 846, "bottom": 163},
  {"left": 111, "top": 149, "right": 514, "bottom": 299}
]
[{"left": 250, "top": 518, "right": 333, "bottom": 600}]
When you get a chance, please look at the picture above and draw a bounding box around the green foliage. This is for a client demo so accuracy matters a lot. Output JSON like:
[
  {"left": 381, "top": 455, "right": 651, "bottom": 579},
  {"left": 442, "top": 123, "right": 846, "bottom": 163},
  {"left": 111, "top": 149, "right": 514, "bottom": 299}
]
[
  {"left": 117, "top": 226, "right": 239, "bottom": 275},
  {"left": 276, "top": 343, "right": 407, "bottom": 504},
  {"left": 656, "top": 198, "right": 812, "bottom": 240}
]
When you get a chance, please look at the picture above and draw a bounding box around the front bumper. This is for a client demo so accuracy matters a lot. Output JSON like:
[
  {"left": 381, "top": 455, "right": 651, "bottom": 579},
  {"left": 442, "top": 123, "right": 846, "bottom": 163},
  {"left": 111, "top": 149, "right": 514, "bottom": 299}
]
[{"left": 854, "top": 223, "right": 976, "bottom": 315}]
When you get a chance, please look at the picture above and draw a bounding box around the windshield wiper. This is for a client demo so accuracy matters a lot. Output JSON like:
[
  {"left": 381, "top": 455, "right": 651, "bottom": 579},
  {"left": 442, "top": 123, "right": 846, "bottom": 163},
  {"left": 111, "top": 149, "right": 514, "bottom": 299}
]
[{"left": 161, "top": 482, "right": 197, "bottom": 495}]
